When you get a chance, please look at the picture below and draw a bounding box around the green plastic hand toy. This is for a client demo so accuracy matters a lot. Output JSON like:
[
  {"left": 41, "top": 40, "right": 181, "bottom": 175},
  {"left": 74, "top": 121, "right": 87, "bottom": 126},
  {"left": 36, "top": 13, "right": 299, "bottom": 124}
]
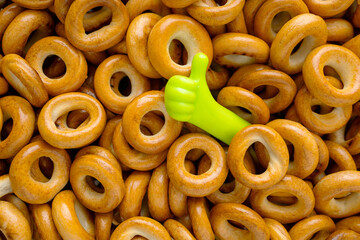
[{"left": 164, "top": 52, "right": 250, "bottom": 145}]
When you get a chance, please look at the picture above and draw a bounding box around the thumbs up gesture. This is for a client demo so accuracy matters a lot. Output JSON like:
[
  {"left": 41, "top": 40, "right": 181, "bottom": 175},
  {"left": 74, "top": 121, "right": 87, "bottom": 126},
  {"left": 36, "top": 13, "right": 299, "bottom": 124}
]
[{"left": 164, "top": 53, "right": 250, "bottom": 145}]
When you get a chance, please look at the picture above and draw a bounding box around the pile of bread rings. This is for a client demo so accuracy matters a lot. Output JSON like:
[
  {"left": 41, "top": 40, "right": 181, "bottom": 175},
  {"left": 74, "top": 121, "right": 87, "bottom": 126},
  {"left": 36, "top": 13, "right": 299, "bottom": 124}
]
[{"left": 1, "top": 0, "right": 360, "bottom": 239}]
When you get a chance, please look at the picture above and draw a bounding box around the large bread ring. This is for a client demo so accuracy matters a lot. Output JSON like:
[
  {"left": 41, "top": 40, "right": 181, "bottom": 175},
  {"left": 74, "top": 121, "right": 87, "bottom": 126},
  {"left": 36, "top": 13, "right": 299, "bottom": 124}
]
[
  {"left": 122, "top": 91, "right": 182, "bottom": 154},
  {"left": 210, "top": 203, "right": 270, "bottom": 240},
  {"left": 250, "top": 175, "right": 315, "bottom": 224},
  {"left": 302, "top": 44, "right": 360, "bottom": 107},
  {"left": 64, "top": 0, "right": 129, "bottom": 52},
  {"left": 167, "top": 133, "right": 228, "bottom": 197},
  {"left": 110, "top": 216, "right": 171, "bottom": 240},
  {"left": 38, "top": 92, "right": 106, "bottom": 149},
  {"left": 11, "top": 0, "right": 53, "bottom": 9},
  {"left": 2, "top": 10, "right": 54, "bottom": 56},
  {"left": 9, "top": 140, "right": 71, "bottom": 204},
  {"left": 326, "top": 18, "right": 354, "bottom": 43},
  {"left": 148, "top": 14, "right": 213, "bottom": 79},
  {"left": 1, "top": 54, "right": 48, "bottom": 107},
  {"left": 0, "top": 96, "right": 35, "bottom": 159},
  {"left": 94, "top": 55, "right": 150, "bottom": 114},
  {"left": 228, "top": 124, "right": 289, "bottom": 189},
  {"left": 270, "top": 13, "right": 327, "bottom": 74},
  {"left": 25, "top": 36, "right": 87, "bottom": 96}
]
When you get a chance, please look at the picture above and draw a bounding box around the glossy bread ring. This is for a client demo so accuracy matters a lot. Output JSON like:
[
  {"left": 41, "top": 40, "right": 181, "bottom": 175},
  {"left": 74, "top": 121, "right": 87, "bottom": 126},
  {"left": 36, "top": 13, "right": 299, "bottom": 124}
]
[
  {"left": 289, "top": 215, "right": 335, "bottom": 240},
  {"left": 148, "top": 14, "right": 213, "bottom": 79},
  {"left": 11, "top": 0, "right": 53, "bottom": 9},
  {"left": 227, "top": 124, "right": 289, "bottom": 189},
  {"left": 25, "top": 36, "right": 87, "bottom": 96},
  {"left": 52, "top": 190, "right": 95, "bottom": 240},
  {"left": 302, "top": 44, "right": 360, "bottom": 107},
  {"left": 2, "top": 10, "right": 54, "bottom": 56},
  {"left": 110, "top": 216, "right": 171, "bottom": 240},
  {"left": 38, "top": 92, "right": 106, "bottom": 149},
  {"left": 122, "top": 91, "right": 183, "bottom": 154},
  {"left": 9, "top": 140, "right": 71, "bottom": 204},
  {"left": 250, "top": 175, "right": 315, "bottom": 224},
  {"left": 0, "top": 200, "right": 32, "bottom": 240},
  {"left": 0, "top": 96, "right": 35, "bottom": 159},
  {"left": 94, "top": 54, "right": 150, "bottom": 114},
  {"left": 213, "top": 33, "right": 269, "bottom": 68},
  {"left": 70, "top": 154, "right": 125, "bottom": 213},
  {"left": 1, "top": 54, "right": 48, "bottom": 107},
  {"left": 167, "top": 133, "right": 228, "bottom": 197},
  {"left": 64, "top": 0, "right": 129, "bottom": 52},
  {"left": 186, "top": 0, "right": 244, "bottom": 26},
  {"left": 210, "top": 203, "right": 270, "bottom": 240},
  {"left": 270, "top": 13, "right": 327, "bottom": 74},
  {"left": 302, "top": 0, "right": 354, "bottom": 18}
]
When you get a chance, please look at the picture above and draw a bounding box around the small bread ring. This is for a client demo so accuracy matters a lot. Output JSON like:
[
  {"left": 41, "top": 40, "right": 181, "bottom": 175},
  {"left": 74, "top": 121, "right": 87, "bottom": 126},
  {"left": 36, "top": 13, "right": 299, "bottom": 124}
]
[
  {"left": 228, "top": 124, "right": 289, "bottom": 189},
  {"left": 29, "top": 203, "right": 62, "bottom": 240},
  {"left": 9, "top": 140, "right": 71, "bottom": 204},
  {"left": 25, "top": 36, "right": 87, "bottom": 96},
  {"left": 264, "top": 119, "right": 319, "bottom": 179},
  {"left": 250, "top": 175, "right": 315, "bottom": 224},
  {"left": 11, "top": 0, "right": 53, "bottom": 9},
  {"left": 0, "top": 3, "right": 24, "bottom": 41},
  {"left": 112, "top": 118, "right": 168, "bottom": 171},
  {"left": 188, "top": 197, "right": 215, "bottom": 240},
  {"left": 122, "top": 91, "right": 182, "bottom": 154},
  {"left": 95, "top": 212, "right": 113, "bottom": 240},
  {"left": 0, "top": 200, "right": 32, "bottom": 240},
  {"left": 270, "top": 13, "right": 327, "bottom": 74},
  {"left": 126, "top": 0, "right": 170, "bottom": 21},
  {"left": 313, "top": 170, "right": 360, "bottom": 218},
  {"left": 126, "top": 13, "right": 162, "bottom": 79},
  {"left": 1, "top": 54, "right": 48, "bottom": 107},
  {"left": 163, "top": 219, "right": 196, "bottom": 240},
  {"left": 235, "top": 69, "right": 296, "bottom": 114},
  {"left": 64, "top": 0, "right": 129, "bottom": 52},
  {"left": 186, "top": 0, "right": 244, "bottom": 26},
  {"left": 327, "top": 229, "right": 360, "bottom": 240},
  {"left": 70, "top": 153, "right": 125, "bottom": 213},
  {"left": 302, "top": 44, "right": 360, "bottom": 107},
  {"left": 2, "top": 10, "right": 54, "bottom": 56},
  {"left": 253, "top": 0, "right": 309, "bottom": 44},
  {"left": 289, "top": 215, "right": 336, "bottom": 240},
  {"left": 302, "top": 0, "right": 354, "bottom": 18},
  {"left": 217, "top": 86, "right": 270, "bottom": 124},
  {"left": 94, "top": 54, "right": 150, "bottom": 114},
  {"left": 325, "top": 18, "right": 354, "bottom": 43},
  {"left": 167, "top": 133, "right": 228, "bottom": 197},
  {"left": 294, "top": 78, "right": 352, "bottom": 135},
  {"left": 210, "top": 203, "right": 270, "bottom": 240},
  {"left": 213, "top": 32, "right": 269, "bottom": 68},
  {"left": 243, "top": 0, "right": 267, "bottom": 35},
  {"left": 38, "top": 92, "right": 106, "bottom": 149},
  {"left": 0, "top": 96, "right": 35, "bottom": 159},
  {"left": 264, "top": 218, "right": 291, "bottom": 240},
  {"left": 336, "top": 216, "right": 360, "bottom": 233},
  {"left": 118, "top": 171, "right": 151, "bottom": 222},
  {"left": 52, "top": 190, "right": 95, "bottom": 240},
  {"left": 148, "top": 14, "right": 213, "bottom": 79},
  {"left": 148, "top": 162, "right": 172, "bottom": 222},
  {"left": 110, "top": 216, "right": 171, "bottom": 240}
]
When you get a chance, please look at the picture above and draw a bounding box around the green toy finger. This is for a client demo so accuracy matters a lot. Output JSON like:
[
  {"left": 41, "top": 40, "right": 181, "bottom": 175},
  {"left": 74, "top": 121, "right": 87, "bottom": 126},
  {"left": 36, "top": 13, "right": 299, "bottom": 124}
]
[{"left": 164, "top": 52, "right": 251, "bottom": 145}]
